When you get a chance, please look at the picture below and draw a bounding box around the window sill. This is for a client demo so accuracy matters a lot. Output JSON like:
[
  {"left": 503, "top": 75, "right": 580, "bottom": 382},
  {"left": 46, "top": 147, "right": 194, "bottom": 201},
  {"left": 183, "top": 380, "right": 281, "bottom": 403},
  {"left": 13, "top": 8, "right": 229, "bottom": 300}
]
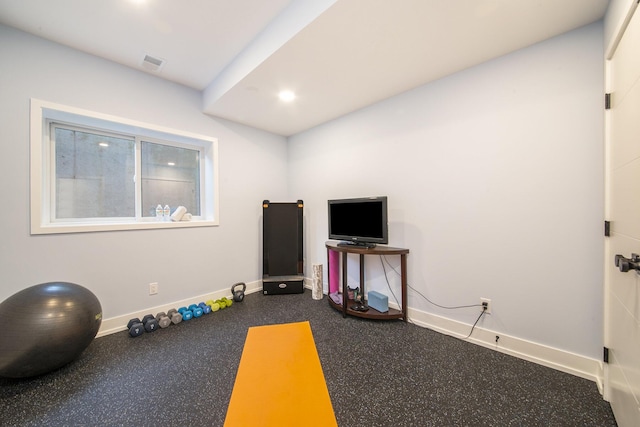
[{"left": 31, "top": 219, "right": 219, "bottom": 235}]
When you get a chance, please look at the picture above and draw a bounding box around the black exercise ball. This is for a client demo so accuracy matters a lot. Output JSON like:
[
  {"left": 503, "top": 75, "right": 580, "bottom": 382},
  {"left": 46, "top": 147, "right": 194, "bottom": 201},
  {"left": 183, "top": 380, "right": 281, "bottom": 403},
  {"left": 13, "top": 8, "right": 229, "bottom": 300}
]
[{"left": 0, "top": 282, "right": 102, "bottom": 378}]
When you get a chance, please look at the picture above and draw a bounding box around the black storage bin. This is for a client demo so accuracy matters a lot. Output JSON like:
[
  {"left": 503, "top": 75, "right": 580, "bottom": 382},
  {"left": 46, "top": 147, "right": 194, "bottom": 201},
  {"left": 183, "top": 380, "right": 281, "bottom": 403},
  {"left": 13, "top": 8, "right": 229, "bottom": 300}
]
[{"left": 262, "top": 200, "right": 304, "bottom": 295}]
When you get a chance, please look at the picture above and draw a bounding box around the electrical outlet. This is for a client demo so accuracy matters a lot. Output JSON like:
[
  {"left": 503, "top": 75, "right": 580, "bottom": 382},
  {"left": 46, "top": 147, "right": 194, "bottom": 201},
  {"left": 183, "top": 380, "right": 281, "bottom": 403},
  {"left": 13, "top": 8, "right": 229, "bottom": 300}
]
[
  {"left": 480, "top": 297, "right": 491, "bottom": 314},
  {"left": 149, "top": 282, "right": 158, "bottom": 295}
]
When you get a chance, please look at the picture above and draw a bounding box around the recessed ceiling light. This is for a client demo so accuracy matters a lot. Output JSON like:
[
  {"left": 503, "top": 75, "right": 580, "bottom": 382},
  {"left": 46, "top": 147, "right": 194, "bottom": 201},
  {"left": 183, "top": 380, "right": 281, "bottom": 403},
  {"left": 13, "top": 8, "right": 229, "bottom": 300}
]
[
  {"left": 167, "top": 162, "right": 175, "bottom": 166},
  {"left": 99, "top": 142, "right": 109, "bottom": 147},
  {"left": 278, "top": 90, "right": 296, "bottom": 102}
]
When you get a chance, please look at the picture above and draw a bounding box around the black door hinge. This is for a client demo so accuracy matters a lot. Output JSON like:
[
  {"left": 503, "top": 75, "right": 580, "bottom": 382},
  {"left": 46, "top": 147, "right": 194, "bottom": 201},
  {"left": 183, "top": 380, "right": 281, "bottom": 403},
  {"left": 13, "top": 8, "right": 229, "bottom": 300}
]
[
  {"left": 604, "top": 347, "right": 609, "bottom": 364},
  {"left": 605, "top": 220, "right": 611, "bottom": 237},
  {"left": 605, "top": 93, "right": 611, "bottom": 110}
]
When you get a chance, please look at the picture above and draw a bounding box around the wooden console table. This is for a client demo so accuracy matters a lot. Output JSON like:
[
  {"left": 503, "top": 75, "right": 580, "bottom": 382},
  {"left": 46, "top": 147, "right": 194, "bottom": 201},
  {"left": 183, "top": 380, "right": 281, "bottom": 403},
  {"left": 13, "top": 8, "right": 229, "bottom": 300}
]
[{"left": 326, "top": 241, "right": 408, "bottom": 322}]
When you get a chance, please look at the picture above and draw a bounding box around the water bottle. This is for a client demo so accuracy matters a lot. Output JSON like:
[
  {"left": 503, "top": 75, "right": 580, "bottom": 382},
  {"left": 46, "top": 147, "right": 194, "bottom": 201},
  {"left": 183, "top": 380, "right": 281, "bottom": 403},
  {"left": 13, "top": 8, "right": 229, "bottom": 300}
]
[
  {"left": 155, "top": 204, "right": 163, "bottom": 221},
  {"left": 163, "top": 205, "right": 170, "bottom": 221}
]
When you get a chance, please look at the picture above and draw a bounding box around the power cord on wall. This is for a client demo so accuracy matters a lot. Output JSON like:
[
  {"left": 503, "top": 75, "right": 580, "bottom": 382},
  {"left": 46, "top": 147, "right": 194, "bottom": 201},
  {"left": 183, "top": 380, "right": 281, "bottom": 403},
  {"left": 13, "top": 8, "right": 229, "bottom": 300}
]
[
  {"left": 380, "top": 256, "right": 482, "bottom": 309},
  {"left": 462, "top": 305, "right": 488, "bottom": 339},
  {"left": 379, "top": 255, "right": 401, "bottom": 308},
  {"left": 379, "top": 255, "right": 486, "bottom": 339}
]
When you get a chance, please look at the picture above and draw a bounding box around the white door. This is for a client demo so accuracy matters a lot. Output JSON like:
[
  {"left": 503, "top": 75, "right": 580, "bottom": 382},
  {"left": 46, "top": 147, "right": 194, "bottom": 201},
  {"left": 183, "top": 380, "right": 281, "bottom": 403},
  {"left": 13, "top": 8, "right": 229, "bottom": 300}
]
[{"left": 605, "top": 3, "right": 640, "bottom": 426}]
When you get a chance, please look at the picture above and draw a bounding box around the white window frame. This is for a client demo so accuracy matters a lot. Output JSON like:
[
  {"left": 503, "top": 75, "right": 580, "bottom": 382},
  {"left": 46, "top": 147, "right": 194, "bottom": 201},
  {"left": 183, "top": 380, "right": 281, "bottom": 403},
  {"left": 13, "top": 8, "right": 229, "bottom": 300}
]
[{"left": 30, "top": 99, "right": 219, "bottom": 234}]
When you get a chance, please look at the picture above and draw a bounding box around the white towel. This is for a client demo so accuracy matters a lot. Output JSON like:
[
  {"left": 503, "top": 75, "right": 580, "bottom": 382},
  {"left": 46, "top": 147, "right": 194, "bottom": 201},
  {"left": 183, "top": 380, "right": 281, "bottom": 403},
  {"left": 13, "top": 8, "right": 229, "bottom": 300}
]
[
  {"left": 180, "top": 213, "right": 192, "bottom": 221},
  {"left": 170, "top": 206, "right": 187, "bottom": 221}
]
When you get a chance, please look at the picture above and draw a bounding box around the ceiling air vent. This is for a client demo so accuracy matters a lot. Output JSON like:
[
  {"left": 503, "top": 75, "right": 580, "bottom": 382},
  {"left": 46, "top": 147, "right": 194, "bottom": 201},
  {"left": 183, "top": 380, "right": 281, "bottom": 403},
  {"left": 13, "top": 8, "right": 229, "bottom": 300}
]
[{"left": 141, "top": 54, "right": 165, "bottom": 72}]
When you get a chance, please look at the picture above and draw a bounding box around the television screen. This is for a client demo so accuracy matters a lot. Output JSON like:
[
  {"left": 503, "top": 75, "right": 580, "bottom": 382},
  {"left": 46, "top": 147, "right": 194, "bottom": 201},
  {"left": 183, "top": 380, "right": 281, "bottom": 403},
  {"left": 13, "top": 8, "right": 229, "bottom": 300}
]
[{"left": 328, "top": 196, "right": 388, "bottom": 247}]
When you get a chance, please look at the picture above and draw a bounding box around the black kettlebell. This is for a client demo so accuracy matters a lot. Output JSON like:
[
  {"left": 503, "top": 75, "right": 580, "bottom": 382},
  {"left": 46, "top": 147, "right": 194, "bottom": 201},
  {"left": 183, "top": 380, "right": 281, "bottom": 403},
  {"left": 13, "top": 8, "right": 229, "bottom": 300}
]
[{"left": 231, "top": 282, "right": 246, "bottom": 302}]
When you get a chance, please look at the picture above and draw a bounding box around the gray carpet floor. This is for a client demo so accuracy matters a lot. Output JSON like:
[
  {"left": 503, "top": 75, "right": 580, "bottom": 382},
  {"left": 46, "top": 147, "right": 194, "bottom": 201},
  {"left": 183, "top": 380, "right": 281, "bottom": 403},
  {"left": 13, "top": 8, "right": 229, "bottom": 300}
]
[{"left": 0, "top": 291, "right": 617, "bottom": 426}]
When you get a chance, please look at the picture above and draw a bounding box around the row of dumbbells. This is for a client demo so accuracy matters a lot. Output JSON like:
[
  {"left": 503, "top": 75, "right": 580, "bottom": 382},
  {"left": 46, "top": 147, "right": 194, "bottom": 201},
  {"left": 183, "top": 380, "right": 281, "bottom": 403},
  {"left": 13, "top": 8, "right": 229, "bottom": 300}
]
[{"left": 127, "top": 297, "right": 235, "bottom": 337}]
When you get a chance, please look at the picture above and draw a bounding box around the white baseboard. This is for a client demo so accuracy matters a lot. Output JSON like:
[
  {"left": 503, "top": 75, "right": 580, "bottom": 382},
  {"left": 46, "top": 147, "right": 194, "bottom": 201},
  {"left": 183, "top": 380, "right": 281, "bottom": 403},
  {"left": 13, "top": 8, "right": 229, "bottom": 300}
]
[
  {"left": 309, "top": 280, "right": 603, "bottom": 390},
  {"left": 99, "top": 278, "right": 604, "bottom": 393},
  {"left": 406, "top": 305, "right": 604, "bottom": 392},
  {"left": 97, "top": 280, "right": 263, "bottom": 337}
]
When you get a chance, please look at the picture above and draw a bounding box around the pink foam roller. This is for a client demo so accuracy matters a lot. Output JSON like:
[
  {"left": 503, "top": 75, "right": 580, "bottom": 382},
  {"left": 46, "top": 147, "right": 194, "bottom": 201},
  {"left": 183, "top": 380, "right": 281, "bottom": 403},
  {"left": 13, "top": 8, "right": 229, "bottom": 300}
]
[{"left": 329, "top": 250, "right": 339, "bottom": 294}]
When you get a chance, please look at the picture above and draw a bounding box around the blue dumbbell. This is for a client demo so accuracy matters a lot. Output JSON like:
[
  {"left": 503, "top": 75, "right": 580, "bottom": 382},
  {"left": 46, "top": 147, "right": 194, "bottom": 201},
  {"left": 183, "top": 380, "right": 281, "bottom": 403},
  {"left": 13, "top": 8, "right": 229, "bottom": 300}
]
[
  {"left": 198, "top": 302, "right": 211, "bottom": 314},
  {"left": 188, "top": 304, "right": 203, "bottom": 318},
  {"left": 178, "top": 306, "right": 193, "bottom": 321}
]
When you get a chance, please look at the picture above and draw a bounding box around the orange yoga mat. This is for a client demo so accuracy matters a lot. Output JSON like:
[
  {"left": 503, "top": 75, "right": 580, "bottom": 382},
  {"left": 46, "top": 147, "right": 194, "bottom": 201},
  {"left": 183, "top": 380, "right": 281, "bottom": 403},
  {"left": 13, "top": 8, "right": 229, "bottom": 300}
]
[{"left": 224, "top": 321, "right": 337, "bottom": 427}]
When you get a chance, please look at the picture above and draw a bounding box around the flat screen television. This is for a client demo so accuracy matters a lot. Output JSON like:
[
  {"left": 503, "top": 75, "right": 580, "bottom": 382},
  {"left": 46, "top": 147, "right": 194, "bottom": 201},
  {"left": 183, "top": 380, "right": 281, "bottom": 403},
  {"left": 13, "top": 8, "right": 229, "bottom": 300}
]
[{"left": 328, "top": 196, "right": 388, "bottom": 248}]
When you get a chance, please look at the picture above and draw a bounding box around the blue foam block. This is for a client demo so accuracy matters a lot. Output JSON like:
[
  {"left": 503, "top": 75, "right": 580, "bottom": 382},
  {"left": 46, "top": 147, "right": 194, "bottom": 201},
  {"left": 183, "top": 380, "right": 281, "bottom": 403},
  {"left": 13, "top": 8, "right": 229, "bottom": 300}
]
[{"left": 367, "top": 290, "right": 388, "bottom": 313}]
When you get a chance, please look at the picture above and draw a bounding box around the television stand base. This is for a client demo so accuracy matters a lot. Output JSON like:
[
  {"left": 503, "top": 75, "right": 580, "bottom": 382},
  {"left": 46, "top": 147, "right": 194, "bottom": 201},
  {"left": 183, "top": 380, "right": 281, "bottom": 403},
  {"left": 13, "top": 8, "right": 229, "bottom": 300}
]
[{"left": 326, "top": 241, "right": 409, "bottom": 322}]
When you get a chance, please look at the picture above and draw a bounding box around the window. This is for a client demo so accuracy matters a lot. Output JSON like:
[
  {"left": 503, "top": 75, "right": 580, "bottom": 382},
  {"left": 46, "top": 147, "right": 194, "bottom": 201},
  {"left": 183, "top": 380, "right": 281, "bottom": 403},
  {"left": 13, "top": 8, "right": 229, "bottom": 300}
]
[
  {"left": 140, "top": 141, "right": 201, "bottom": 218},
  {"left": 31, "top": 99, "right": 219, "bottom": 234},
  {"left": 53, "top": 125, "right": 136, "bottom": 219}
]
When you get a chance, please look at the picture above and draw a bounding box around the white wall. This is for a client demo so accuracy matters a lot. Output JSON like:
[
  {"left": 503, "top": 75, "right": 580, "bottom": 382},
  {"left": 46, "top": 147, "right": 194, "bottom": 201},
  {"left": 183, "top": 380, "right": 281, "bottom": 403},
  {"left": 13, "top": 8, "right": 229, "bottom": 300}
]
[
  {"left": 0, "top": 19, "right": 607, "bottom": 365},
  {"left": 289, "top": 22, "right": 604, "bottom": 360},
  {"left": 0, "top": 25, "right": 288, "bottom": 319}
]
